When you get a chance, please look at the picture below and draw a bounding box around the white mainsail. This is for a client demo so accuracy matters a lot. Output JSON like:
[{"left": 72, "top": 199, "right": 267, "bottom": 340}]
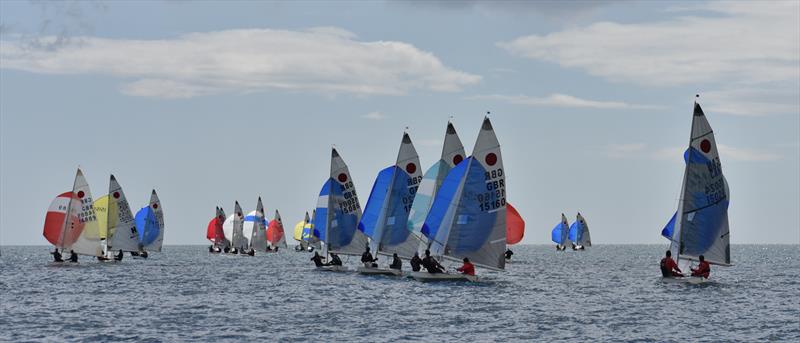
[{"left": 107, "top": 175, "right": 141, "bottom": 252}]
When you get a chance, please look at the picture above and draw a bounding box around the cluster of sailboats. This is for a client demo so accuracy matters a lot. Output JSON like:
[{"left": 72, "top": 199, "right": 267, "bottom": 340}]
[
  {"left": 43, "top": 169, "right": 164, "bottom": 262},
  {"left": 296, "top": 116, "right": 526, "bottom": 281},
  {"left": 206, "top": 197, "right": 287, "bottom": 255},
  {"left": 550, "top": 212, "right": 592, "bottom": 251}
]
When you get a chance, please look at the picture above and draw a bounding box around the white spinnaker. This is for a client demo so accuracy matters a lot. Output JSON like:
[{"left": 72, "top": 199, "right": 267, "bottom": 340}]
[
  {"left": 107, "top": 175, "right": 141, "bottom": 252},
  {"left": 70, "top": 169, "right": 103, "bottom": 257},
  {"left": 242, "top": 210, "right": 257, "bottom": 250}
]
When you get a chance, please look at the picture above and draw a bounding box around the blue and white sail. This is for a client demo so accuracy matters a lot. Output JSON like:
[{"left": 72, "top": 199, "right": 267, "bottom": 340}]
[
  {"left": 137, "top": 190, "right": 164, "bottom": 252},
  {"left": 662, "top": 101, "right": 731, "bottom": 266},
  {"left": 551, "top": 213, "right": 571, "bottom": 248},
  {"left": 358, "top": 132, "right": 423, "bottom": 257},
  {"left": 568, "top": 212, "right": 592, "bottom": 248},
  {"left": 421, "top": 117, "right": 507, "bottom": 270},
  {"left": 314, "top": 148, "right": 369, "bottom": 256},
  {"left": 393, "top": 122, "right": 467, "bottom": 259}
]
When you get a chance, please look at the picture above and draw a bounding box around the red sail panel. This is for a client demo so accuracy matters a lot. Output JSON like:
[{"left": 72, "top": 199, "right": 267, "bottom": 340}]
[
  {"left": 43, "top": 192, "right": 84, "bottom": 247},
  {"left": 267, "top": 220, "right": 284, "bottom": 245},
  {"left": 206, "top": 217, "right": 217, "bottom": 242},
  {"left": 506, "top": 203, "right": 525, "bottom": 245}
]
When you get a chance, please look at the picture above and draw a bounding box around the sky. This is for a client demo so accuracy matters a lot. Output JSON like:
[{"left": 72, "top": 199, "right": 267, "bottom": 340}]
[{"left": 1, "top": 0, "right": 798, "bottom": 245}]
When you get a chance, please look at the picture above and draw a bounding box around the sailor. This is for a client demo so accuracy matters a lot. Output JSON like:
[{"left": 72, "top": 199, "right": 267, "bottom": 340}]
[
  {"left": 330, "top": 253, "right": 343, "bottom": 266},
  {"left": 208, "top": 245, "right": 214, "bottom": 253},
  {"left": 311, "top": 252, "right": 325, "bottom": 267},
  {"left": 52, "top": 249, "right": 63, "bottom": 262},
  {"left": 691, "top": 255, "right": 711, "bottom": 278},
  {"left": 247, "top": 249, "right": 255, "bottom": 256},
  {"left": 115, "top": 249, "right": 124, "bottom": 261},
  {"left": 410, "top": 252, "right": 422, "bottom": 272},
  {"left": 660, "top": 250, "right": 683, "bottom": 277},
  {"left": 389, "top": 253, "right": 402, "bottom": 270},
  {"left": 68, "top": 250, "right": 78, "bottom": 263},
  {"left": 504, "top": 249, "right": 514, "bottom": 260},
  {"left": 274, "top": 246, "right": 279, "bottom": 252},
  {"left": 361, "top": 246, "right": 378, "bottom": 267},
  {"left": 140, "top": 251, "right": 149, "bottom": 259},
  {"left": 223, "top": 246, "right": 230, "bottom": 253},
  {"left": 456, "top": 257, "right": 475, "bottom": 276},
  {"left": 421, "top": 249, "right": 444, "bottom": 273}
]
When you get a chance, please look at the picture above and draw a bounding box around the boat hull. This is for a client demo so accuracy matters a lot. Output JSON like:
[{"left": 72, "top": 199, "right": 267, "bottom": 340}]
[
  {"left": 661, "top": 276, "right": 707, "bottom": 284},
  {"left": 410, "top": 271, "right": 477, "bottom": 282},
  {"left": 316, "top": 265, "right": 349, "bottom": 272},
  {"left": 356, "top": 266, "right": 402, "bottom": 276}
]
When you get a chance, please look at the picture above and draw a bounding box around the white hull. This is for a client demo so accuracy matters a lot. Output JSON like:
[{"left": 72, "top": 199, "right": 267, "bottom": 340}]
[
  {"left": 356, "top": 266, "right": 402, "bottom": 276},
  {"left": 410, "top": 271, "right": 477, "bottom": 282},
  {"left": 661, "top": 276, "right": 707, "bottom": 284},
  {"left": 316, "top": 265, "right": 350, "bottom": 272}
]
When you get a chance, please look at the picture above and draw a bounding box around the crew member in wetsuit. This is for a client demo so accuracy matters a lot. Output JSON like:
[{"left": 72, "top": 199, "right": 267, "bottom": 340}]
[
  {"left": 115, "top": 249, "right": 124, "bottom": 261},
  {"left": 456, "top": 257, "right": 475, "bottom": 276},
  {"left": 311, "top": 252, "right": 325, "bottom": 267},
  {"left": 361, "top": 247, "right": 378, "bottom": 267},
  {"left": 52, "top": 249, "right": 63, "bottom": 262},
  {"left": 208, "top": 245, "right": 214, "bottom": 253},
  {"left": 421, "top": 249, "right": 444, "bottom": 273},
  {"left": 660, "top": 250, "right": 683, "bottom": 277},
  {"left": 247, "top": 249, "right": 255, "bottom": 256},
  {"left": 223, "top": 246, "right": 230, "bottom": 253},
  {"left": 691, "top": 255, "right": 711, "bottom": 278},
  {"left": 389, "top": 253, "right": 402, "bottom": 270},
  {"left": 68, "top": 250, "right": 78, "bottom": 263},
  {"left": 140, "top": 251, "right": 149, "bottom": 259},
  {"left": 505, "top": 249, "right": 514, "bottom": 260},
  {"left": 410, "top": 252, "right": 422, "bottom": 272},
  {"left": 330, "top": 253, "right": 343, "bottom": 266}
]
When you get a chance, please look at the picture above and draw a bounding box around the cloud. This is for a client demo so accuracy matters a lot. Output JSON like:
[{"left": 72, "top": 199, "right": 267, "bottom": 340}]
[
  {"left": 700, "top": 87, "right": 800, "bottom": 117},
  {"left": 607, "top": 143, "right": 782, "bottom": 162},
  {"left": 0, "top": 27, "right": 481, "bottom": 98},
  {"left": 392, "top": 0, "right": 614, "bottom": 19},
  {"left": 361, "top": 111, "right": 386, "bottom": 120},
  {"left": 469, "top": 93, "right": 663, "bottom": 110},
  {"left": 498, "top": 1, "right": 800, "bottom": 87}
]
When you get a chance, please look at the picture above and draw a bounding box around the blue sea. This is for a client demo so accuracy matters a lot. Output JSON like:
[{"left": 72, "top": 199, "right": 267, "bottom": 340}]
[{"left": 1, "top": 245, "right": 798, "bottom": 342}]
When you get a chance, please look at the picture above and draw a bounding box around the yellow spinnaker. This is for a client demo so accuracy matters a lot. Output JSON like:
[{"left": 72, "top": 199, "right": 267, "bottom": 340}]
[
  {"left": 293, "top": 220, "right": 305, "bottom": 241},
  {"left": 92, "top": 195, "right": 119, "bottom": 240}
]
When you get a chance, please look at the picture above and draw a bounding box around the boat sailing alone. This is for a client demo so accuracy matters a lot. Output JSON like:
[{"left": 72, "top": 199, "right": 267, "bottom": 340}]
[
  {"left": 313, "top": 148, "right": 369, "bottom": 271},
  {"left": 413, "top": 116, "right": 508, "bottom": 282},
  {"left": 661, "top": 98, "right": 732, "bottom": 283},
  {"left": 356, "top": 131, "right": 422, "bottom": 276}
]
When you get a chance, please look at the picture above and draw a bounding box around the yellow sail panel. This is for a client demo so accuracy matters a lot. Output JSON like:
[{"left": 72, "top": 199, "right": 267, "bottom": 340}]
[
  {"left": 92, "top": 195, "right": 110, "bottom": 240},
  {"left": 293, "top": 220, "right": 305, "bottom": 241}
]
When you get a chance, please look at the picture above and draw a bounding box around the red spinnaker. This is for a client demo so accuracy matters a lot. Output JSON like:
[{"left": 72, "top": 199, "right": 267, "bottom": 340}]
[{"left": 506, "top": 203, "right": 525, "bottom": 245}]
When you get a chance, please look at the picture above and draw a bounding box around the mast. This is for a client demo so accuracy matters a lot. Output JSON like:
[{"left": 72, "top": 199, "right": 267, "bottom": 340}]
[
  {"left": 59, "top": 168, "right": 81, "bottom": 249},
  {"left": 672, "top": 96, "right": 699, "bottom": 263}
]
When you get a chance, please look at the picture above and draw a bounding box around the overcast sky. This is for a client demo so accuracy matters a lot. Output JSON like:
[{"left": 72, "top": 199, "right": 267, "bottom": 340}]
[{"left": 1, "top": 0, "right": 798, "bottom": 245}]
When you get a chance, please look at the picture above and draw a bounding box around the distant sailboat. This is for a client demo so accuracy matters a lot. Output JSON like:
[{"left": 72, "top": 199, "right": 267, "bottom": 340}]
[
  {"left": 223, "top": 201, "right": 246, "bottom": 253},
  {"left": 43, "top": 168, "right": 103, "bottom": 260},
  {"left": 357, "top": 131, "right": 422, "bottom": 275},
  {"left": 551, "top": 214, "right": 571, "bottom": 251},
  {"left": 95, "top": 175, "right": 141, "bottom": 259},
  {"left": 245, "top": 197, "right": 269, "bottom": 253},
  {"left": 306, "top": 209, "right": 321, "bottom": 251},
  {"left": 568, "top": 212, "right": 591, "bottom": 250},
  {"left": 413, "top": 117, "right": 508, "bottom": 281},
  {"left": 267, "top": 210, "right": 287, "bottom": 250},
  {"left": 661, "top": 99, "right": 731, "bottom": 282},
  {"left": 135, "top": 190, "right": 164, "bottom": 255},
  {"left": 313, "top": 148, "right": 368, "bottom": 271},
  {"left": 207, "top": 207, "right": 226, "bottom": 252},
  {"left": 294, "top": 211, "right": 310, "bottom": 251}
]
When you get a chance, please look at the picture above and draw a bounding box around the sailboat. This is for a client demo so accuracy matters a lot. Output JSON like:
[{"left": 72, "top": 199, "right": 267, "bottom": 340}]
[
  {"left": 306, "top": 209, "right": 321, "bottom": 251},
  {"left": 43, "top": 168, "right": 103, "bottom": 261},
  {"left": 207, "top": 207, "right": 227, "bottom": 252},
  {"left": 400, "top": 121, "right": 466, "bottom": 259},
  {"left": 505, "top": 203, "right": 525, "bottom": 260},
  {"left": 133, "top": 190, "right": 164, "bottom": 257},
  {"left": 568, "top": 212, "right": 591, "bottom": 250},
  {"left": 294, "top": 212, "right": 310, "bottom": 251},
  {"left": 551, "top": 214, "right": 571, "bottom": 251},
  {"left": 356, "top": 131, "right": 422, "bottom": 276},
  {"left": 223, "top": 201, "right": 245, "bottom": 254},
  {"left": 413, "top": 117, "right": 508, "bottom": 282},
  {"left": 313, "top": 147, "right": 369, "bottom": 271},
  {"left": 661, "top": 98, "right": 731, "bottom": 283},
  {"left": 244, "top": 197, "right": 268, "bottom": 254},
  {"left": 267, "top": 210, "right": 287, "bottom": 250},
  {"left": 95, "top": 175, "right": 141, "bottom": 260}
]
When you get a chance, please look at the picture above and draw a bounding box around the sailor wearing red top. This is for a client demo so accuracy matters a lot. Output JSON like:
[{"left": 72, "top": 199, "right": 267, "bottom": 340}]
[
  {"left": 691, "top": 255, "right": 711, "bottom": 278},
  {"left": 457, "top": 257, "right": 475, "bottom": 276},
  {"left": 660, "top": 250, "right": 683, "bottom": 277}
]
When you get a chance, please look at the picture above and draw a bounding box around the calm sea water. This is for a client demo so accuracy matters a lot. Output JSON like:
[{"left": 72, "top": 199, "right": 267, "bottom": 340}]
[{"left": 1, "top": 245, "right": 798, "bottom": 342}]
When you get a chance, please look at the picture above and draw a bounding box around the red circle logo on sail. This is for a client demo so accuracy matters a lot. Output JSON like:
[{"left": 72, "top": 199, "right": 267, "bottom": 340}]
[
  {"left": 77, "top": 191, "right": 85, "bottom": 198},
  {"left": 485, "top": 153, "right": 498, "bottom": 166},
  {"left": 452, "top": 154, "right": 463, "bottom": 165},
  {"left": 405, "top": 163, "right": 416, "bottom": 174},
  {"left": 237, "top": 212, "right": 242, "bottom": 217},
  {"left": 338, "top": 173, "right": 348, "bottom": 183},
  {"left": 113, "top": 192, "right": 120, "bottom": 199},
  {"left": 152, "top": 203, "right": 159, "bottom": 209},
  {"left": 700, "top": 139, "right": 711, "bottom": 153},
  {"left": 218, "top": 215, "right": 224, "bottom": 220}
]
